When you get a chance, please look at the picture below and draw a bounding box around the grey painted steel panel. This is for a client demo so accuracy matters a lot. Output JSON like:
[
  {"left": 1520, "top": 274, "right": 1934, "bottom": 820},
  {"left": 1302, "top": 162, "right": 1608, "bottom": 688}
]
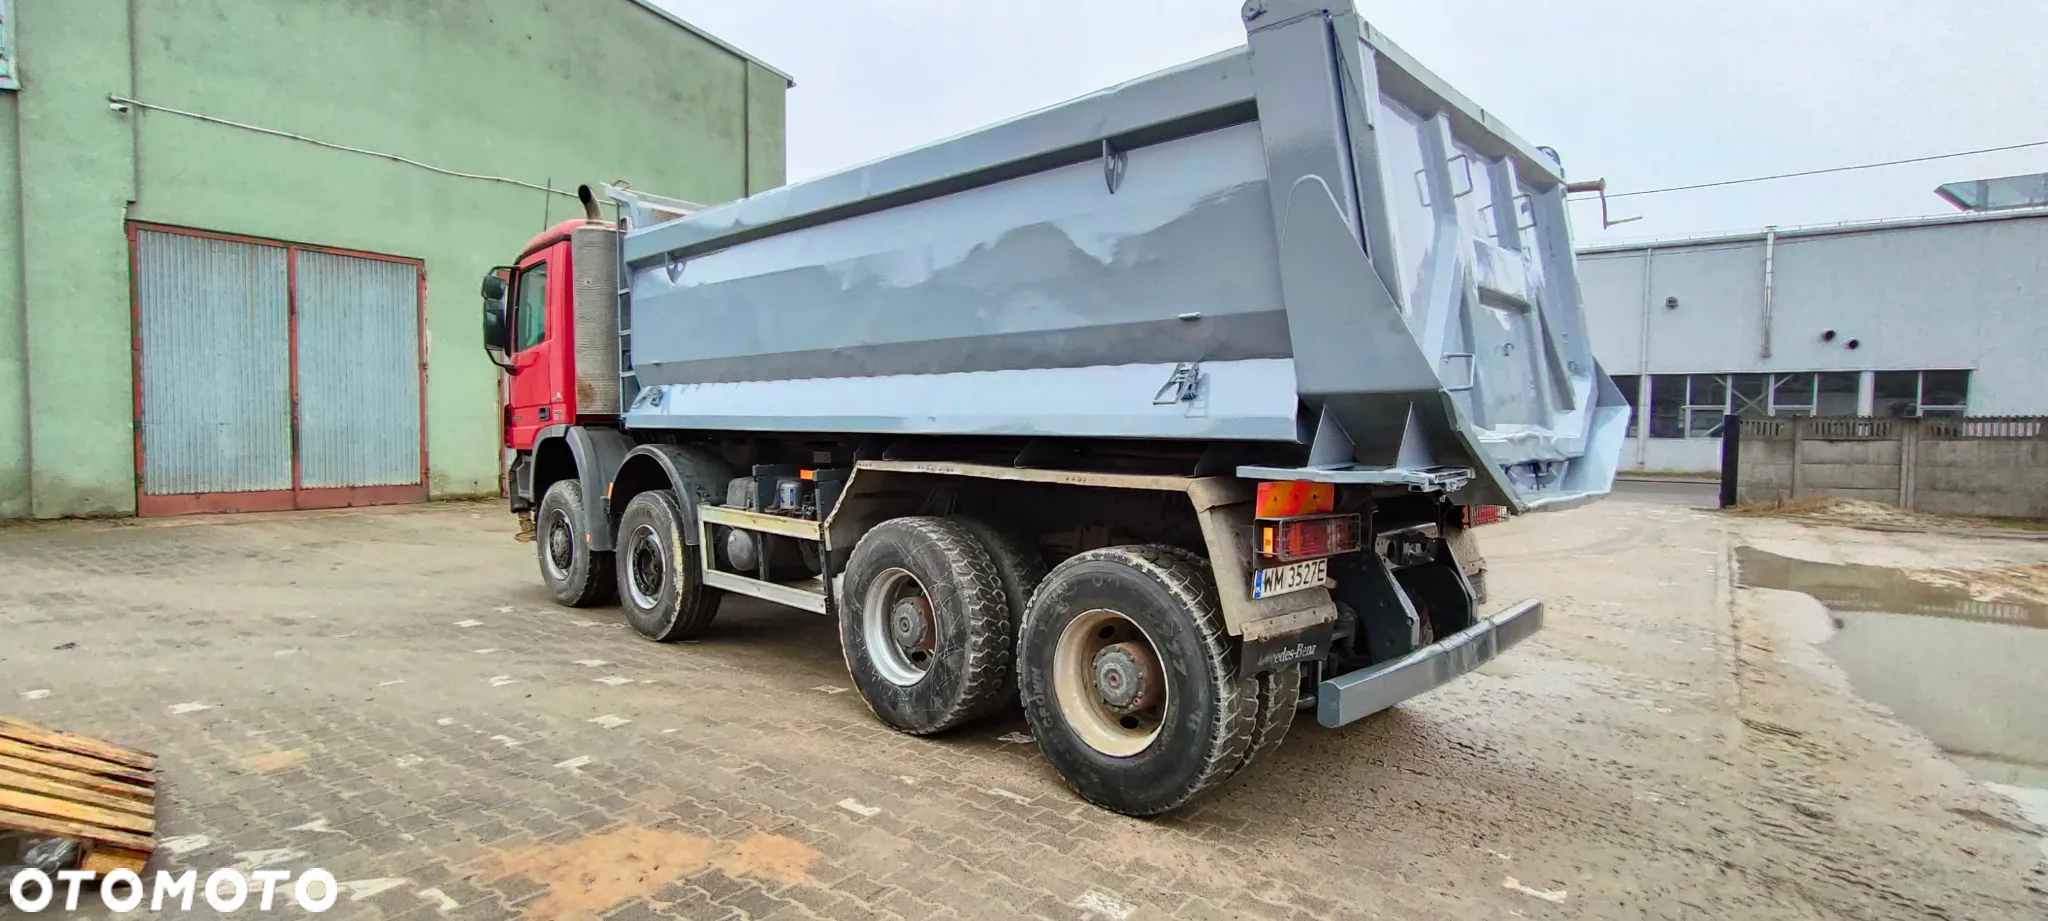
[
  {"left": 1316, "top": 596, "right": 1543, "bottom": 727},
  {"left": 294, "top": 251, "right": 422, "bottom": 488},
  {"left": 135, "top": 230, "right": 292, "bottom": 495},
  {"left": 624, "top": 48, "right": 1256, "bottom": 264},
  {"left": 627, "top": 359, "right": 1301, "bottom": 442},
  {"left": 615, "top": 0, "right": 1621, "bottom": 511},
  {"left": 632, "top": 121, "right": 1284, "bottom": 386}
]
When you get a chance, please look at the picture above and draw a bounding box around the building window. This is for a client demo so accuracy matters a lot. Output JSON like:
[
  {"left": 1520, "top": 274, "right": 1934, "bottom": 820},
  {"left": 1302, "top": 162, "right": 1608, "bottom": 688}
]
[
  {"left": 1648, "top": 374, "right": 1685, "bottom": 438},
  {"left": 1873, "top": 371, "right": 1918, "bottom": 418},
  {"left": 1876, "top": 369, "right": 1970, "bottom": 417},
  {"left": 1637, "top": 368, "right": 1970, "bottom": 435},
  {"left": 1645, "top": 373, "right": 1738, "bottom": 438},
  {"left": 1770, "top": 372, "right": 1816, "bottom": 415},
  {"left": 1816, "top": 372, "right": 1859, "bottom": 416},
  {"left": 1730, "top": 373, "right": 1767, "bottom": 418},
  {"left": 1611, "top": 374, "right": 1639, "bottom": 436},
  {"left": 1767, "top": 371, "right": 1864, "bottom": 416},
  {"left": 1919, "top": 370, "right": 1969, "bottom": 415},
  {"left": 1684, "top": 374, "right": 1727, "bottom": 437}
]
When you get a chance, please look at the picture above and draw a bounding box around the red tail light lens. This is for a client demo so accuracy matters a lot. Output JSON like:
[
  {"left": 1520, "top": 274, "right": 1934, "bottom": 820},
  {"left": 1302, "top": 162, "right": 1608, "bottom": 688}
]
[
  {"left": 1462, "top": 505, "right": 1506, "bottom": 527},
  {"left": 1259, "top": 514, "right": 1362, "bottom": 562}
]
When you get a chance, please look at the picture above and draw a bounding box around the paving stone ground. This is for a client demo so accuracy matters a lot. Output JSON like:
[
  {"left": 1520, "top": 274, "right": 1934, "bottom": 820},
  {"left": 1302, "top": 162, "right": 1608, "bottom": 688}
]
[{"left": 3, "top": 489, "right": 2040, "bottom": 920}]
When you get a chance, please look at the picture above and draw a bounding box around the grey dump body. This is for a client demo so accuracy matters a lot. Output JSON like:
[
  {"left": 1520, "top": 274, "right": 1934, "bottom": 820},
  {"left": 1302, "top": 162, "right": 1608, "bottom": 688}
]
[{"left": 616, "top": 0, "right": 1624, "bottom": 511}]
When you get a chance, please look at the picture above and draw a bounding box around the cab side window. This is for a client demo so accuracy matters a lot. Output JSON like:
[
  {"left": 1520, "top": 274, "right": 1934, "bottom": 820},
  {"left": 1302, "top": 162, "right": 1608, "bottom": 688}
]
[{"left": 514, "top": 263, "right": 549, "bottom": 351}]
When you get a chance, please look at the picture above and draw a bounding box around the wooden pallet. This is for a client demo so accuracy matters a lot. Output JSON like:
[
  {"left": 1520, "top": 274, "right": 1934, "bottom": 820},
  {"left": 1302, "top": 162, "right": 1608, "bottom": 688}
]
[{"left": 0, "top": 717, "right": 155, "bottom": 875}]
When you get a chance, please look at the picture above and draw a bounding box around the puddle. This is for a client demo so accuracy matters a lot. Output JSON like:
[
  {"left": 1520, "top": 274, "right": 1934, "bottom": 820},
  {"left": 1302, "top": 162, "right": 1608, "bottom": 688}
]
[
  {"left": 1735, "top": 547, "right": 2048, "bottom": 797},
  {"left": 1733, "top": 547, "right": 2048, "bottom": 629}
]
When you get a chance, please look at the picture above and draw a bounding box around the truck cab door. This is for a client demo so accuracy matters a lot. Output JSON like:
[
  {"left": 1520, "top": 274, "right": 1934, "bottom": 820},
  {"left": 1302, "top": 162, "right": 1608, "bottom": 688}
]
[{"left": 505, "top": 245, "right": 568, "bottom": 450}]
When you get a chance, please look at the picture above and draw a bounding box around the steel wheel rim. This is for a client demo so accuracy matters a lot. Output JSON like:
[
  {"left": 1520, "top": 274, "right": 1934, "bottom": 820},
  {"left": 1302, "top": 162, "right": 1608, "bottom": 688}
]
[
  {"left": 861, "top": 567, "right": 936, "bottom": 687},
  {"left": 1053, "top": 608, "right": 1168, "bottom": 757},
  {"left": 626, "top": 524, "right": 664, "bottom": 609},
  {"left": 543, "top": 509, "right": 575, "bottom": 580}
]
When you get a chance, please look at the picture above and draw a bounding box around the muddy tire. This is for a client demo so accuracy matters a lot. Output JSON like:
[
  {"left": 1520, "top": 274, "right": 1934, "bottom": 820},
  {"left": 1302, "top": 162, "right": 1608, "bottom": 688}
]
[
  {"left": 1238, "top": 663, "right": 1300, "bottom": 777},
  {"left": 949, "top": 517, "right": 1047, "bottom": 710},
  {"left": 1018, "top": 545, "right": 1258, "bottom": 816},
  {"left": 536, "top": 480, "right": 615, "bottom": 607},
  {"left": 1147, "top": 547, "right": 1297, "bottom": 770},
  {"left": 840, "top": 517, "right": 1013, "bottom": 734},
  {"left": 616, "top": 490, "right": 721, "bottom": 641}
]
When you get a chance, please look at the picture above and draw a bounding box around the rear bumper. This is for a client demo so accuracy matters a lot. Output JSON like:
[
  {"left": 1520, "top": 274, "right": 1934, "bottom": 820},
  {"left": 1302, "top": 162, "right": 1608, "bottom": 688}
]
[{"left": 1315, "top": 597, "right": 1543, "bottom": 727}]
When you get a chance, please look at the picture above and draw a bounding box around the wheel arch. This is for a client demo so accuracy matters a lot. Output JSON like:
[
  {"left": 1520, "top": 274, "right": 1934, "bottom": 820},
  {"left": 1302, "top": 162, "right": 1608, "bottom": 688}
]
[
  {"left": 611, "top": 444, "right": 737, "bottom": 547},
  {"left": 532, "top": 425, "right": 635, "bottom": 552},
  {"left": 529, "top": 426, "right": 578, "bottom": 507}
]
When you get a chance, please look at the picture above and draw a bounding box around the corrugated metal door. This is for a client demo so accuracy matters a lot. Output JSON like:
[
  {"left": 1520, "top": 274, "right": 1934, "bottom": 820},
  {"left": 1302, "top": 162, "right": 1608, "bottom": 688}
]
[
  {"left": 134, "top": 230, "right": 294, "bottom": 502},
  {"left": 131, "top": 225, "right": 426, "bottom": 516},
  {"left": 294, "top": 251, "right": 424, "bottom": 494}
]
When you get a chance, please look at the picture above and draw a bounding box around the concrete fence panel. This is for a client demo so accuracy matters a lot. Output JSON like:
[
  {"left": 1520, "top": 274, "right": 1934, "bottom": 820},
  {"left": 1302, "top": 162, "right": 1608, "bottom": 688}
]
[{"left": 1729, "top": 416, "right": 2048, "bottom": 518}]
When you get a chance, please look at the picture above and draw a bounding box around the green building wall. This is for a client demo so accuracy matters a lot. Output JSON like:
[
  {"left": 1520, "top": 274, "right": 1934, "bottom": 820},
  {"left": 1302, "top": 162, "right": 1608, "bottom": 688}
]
[{"left": 0, "top": 0, "right": 787, "bottom": 518}]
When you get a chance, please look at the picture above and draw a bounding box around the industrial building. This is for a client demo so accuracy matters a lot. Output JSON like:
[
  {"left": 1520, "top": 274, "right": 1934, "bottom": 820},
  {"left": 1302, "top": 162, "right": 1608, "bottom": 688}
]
[
  {"left": 0, "top": 0, "right": 787, "bottom": 518},
  {"left": 1580, "top": 208, "right": 2048, "bottom": 473}
]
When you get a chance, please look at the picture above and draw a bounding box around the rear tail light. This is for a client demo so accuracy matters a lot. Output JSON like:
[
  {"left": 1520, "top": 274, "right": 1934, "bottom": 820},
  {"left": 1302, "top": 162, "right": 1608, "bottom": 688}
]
[
  {"left": 1259, "top": 514, "right": 1362, "bottom": 562},
  {"left": 1462, "top": 505, "right": 1506, "bottom": 527},
  {"left": 1256, "top": 480, "right": 1334, "bottom": 518}
]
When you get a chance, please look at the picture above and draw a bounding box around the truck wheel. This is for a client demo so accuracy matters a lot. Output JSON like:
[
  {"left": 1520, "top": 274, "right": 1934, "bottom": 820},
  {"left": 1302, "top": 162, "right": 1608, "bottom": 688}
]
[
  {"left": 616, "top": 490, "right": 722, "bottom": 641},
  {"left": 1138, "top": 546, "right": 1298, "bottom": 775},
  {"left": 949, "top": 517, "right": 1047, "bottom": 711},
  {"left": 536, "top": 480, "right": 616, "bottom": 607},
  {"left": 840, "top": 517, "right": 1012, "bottom": 734},
  {"left": 1239, "top": 662, "right": 1300, "bottom": 776},
  {"left": 1018, "top": 545, "right": 1257, "bottom": 815}
]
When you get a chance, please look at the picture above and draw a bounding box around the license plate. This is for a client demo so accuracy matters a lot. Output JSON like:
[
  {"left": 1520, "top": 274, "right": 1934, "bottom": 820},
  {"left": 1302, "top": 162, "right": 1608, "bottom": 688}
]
[{"left": 1251, "top": 558, "right": 1327, "bottom": 599}]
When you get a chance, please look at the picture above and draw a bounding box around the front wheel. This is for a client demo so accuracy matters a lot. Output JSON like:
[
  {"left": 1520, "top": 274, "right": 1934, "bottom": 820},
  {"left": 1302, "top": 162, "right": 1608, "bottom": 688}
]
[
  {"left": 536, "top": 480, "right": 615, "bottom": 607},
  {"left": 616, "top": 490, "right": 721, "bottom": 641},
  {"left": 1018, "top": 545, "right": 1265, "bottom": 816}
]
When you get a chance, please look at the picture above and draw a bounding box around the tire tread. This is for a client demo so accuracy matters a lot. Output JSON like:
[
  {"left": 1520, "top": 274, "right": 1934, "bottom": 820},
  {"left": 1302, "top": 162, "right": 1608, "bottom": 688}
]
[
  {"left": 537, "top": 480, "right": 616, "bottom": 607},
  {"left": 618, "top": 490, "right": 720, "bottom": 642},
  {"left": 843, "top": 517, "right": 1014, "bottom": 734},
  {"left": 1032, "top": 544, "right": 1257, "bottom": 815},
  {"left": 949, "top": 517, "right": 1047, "bottom": 712}
]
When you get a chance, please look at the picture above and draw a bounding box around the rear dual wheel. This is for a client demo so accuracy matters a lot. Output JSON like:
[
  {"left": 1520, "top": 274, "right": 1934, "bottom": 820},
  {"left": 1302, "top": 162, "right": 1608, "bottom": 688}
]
[
  {"left": 1018, "top": 545, "right": 1297, "bottom": 816},
  {"left": 840, "top": 518, "right": 1014, "bottom": 734}
]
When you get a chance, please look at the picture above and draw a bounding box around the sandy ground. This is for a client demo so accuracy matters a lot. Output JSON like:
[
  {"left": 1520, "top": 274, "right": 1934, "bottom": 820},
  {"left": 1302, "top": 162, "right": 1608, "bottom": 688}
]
[
  {"left": 2, "top": 485, "right": 2044, "bottom": 920},
  {"left": 1250, "top": 486, "right": 2048, "bottom": 920}
]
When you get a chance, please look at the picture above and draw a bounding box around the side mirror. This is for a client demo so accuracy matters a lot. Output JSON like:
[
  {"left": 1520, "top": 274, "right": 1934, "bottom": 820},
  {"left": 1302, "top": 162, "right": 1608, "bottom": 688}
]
[
  {"left": 483, "top": 301, "right": 510, "bottom": 353},
  {"left": 481, "top": 268, "right": 514, "bottom": 369}
]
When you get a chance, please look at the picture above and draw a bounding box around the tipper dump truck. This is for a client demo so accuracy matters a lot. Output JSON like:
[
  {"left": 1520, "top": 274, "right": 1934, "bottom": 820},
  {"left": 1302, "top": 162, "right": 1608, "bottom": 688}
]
[{"left": 479, "top": 0, "right": 1626, "bottom": 815}]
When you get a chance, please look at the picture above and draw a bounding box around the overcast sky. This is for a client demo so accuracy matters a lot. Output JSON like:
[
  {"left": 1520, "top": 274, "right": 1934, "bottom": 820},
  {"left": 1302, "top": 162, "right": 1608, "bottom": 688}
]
[{"left": 655, "top": 0, "right": 2048, "bottom": 245}]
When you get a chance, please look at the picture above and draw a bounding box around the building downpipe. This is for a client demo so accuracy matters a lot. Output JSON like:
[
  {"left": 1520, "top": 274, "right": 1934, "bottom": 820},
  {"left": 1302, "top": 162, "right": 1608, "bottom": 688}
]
[
  {"left": 1636, "top": 248, "right": 1655, "bottom": 468},
  {"left": 1760, "top": 226, "right": 1777, "bottom": 358}
]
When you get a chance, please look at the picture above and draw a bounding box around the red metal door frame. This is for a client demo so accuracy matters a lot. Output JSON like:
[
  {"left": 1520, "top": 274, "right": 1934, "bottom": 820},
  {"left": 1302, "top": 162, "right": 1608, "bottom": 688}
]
[{"left": 128, "top": 222, "right": 430, "bottom": 517}]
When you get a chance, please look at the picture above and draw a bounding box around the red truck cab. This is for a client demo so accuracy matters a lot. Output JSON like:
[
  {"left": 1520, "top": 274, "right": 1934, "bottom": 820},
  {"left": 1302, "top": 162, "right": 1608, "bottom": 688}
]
[{"left": 488, "top": 219, "right": 602, "bottom": 451}]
